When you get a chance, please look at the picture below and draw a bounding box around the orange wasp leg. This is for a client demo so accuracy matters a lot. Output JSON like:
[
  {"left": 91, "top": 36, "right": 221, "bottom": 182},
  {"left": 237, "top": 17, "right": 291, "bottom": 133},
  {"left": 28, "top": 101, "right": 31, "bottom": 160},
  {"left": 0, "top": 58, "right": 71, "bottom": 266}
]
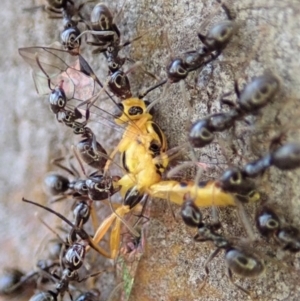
[{"left": 90, "top": 204, "right": 143, "bottom": 259}]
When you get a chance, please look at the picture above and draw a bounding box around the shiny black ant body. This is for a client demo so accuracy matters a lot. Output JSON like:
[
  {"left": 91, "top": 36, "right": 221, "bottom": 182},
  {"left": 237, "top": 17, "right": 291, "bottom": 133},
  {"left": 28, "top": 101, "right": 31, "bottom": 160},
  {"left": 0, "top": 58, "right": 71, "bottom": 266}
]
[
  {"left": 166, "top": 1, "right": 237, "bottom": 84},
  {"left": 218, "top": 143, "right": 300, "bottom": 195},
  {"left": 189, "top": 73, "right": 280, "bottom": 148},
  {"left": 44, "top": 156, "right": 120, "bottom": 202}
]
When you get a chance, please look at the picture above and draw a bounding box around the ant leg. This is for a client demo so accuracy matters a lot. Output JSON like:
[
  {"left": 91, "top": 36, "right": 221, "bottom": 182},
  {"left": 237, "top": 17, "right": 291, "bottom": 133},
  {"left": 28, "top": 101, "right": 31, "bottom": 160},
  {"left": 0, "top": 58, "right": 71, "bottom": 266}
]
[
  {"left": 227, "top": 268, "right": 255, "bottom": 298},
  {"left": 145, "top": 80, "right": 171, "bottom": 112},
  {"left": 234, "top": 79, "right": 241, "bottom": 99},
  {"left": 78, "top": 268, "right": 113, "bottom": 283},
  {"left": 120, "top": 35, "right": 143, "bottom": 49},
  {"left": 235, "top": 199, "right": 256, "bottom": 241},
  {"left": 199, "top": 248, "right": 221, "bottom": 291},
  {"left": 139, "top": 79, "right": 168, "bottom": 99},
  {"left": 71, "top": 145, "right": 88, "bottom": 177},
  {"left": 23, "top": 198, "right": 111, "bottom": 258},
  {"left": 180, "top": 80, "right": 192, "bottom": 112},
  {"left": 35, "top": 213, "right": 66, "bottom": 245},
  {"left": 51, "top": 157, "right": 78, "bottom": 177}
]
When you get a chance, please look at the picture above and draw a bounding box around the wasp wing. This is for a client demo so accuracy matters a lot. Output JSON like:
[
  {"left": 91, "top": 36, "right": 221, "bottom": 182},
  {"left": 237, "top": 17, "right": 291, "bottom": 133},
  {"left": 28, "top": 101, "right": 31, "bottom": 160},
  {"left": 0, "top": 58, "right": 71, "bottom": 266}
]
[{"left": 19, "top": 42, "right": 97, "bottom": 103}]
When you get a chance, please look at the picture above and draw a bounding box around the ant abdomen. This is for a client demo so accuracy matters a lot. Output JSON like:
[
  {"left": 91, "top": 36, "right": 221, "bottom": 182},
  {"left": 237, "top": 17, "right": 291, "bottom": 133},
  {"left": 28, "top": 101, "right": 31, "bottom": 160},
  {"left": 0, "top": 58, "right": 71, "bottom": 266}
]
[{"left": 225, "top": 247, "right": 265, "bottom": 278}]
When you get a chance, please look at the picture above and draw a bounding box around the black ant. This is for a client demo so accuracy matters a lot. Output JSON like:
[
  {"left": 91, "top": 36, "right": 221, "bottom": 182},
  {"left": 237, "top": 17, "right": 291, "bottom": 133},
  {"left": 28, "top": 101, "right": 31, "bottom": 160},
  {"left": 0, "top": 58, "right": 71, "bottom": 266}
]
[
  {"left": 181, "top": 199, "right": 264, "bottom": 297},
  {"left": 44, "top": 155, "right": 120, "bottom": 202},
  {"left": 218, "top": 143, "right": 300, "bottom": 195},
  {"left": 189, "top": 73, "right": 280, "bottom": 148},
  {"left": 166, "top": 1, "right": 237, "bottom": 84}
]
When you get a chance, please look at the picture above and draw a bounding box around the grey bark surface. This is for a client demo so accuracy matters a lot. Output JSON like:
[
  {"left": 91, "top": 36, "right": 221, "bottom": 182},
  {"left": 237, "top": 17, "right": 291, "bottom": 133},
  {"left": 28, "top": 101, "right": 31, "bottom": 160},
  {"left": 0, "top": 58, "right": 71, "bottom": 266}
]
[{"left": 0, "top": 0, "right": 300, "bottom": 301}]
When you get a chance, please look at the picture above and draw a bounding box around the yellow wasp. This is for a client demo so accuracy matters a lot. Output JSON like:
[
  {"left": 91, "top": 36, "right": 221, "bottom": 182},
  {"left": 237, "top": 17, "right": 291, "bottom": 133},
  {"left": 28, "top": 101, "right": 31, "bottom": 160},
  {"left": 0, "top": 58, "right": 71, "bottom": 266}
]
[{"left": 88, "top": 96, "right": 260, "bottom": 259}]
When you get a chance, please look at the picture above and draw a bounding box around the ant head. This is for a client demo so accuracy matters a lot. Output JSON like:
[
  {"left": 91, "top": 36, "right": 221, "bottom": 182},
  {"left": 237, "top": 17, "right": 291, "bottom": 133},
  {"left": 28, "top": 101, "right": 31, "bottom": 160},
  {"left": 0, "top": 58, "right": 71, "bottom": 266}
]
[
  {"left": 77, "top": 138, "right": 108, "bottom": 170},
  {"left": 49, "top": 88, "right": 67, "bottom": 114},
  {"left": 166, "top": 58, "right": 188, "bottom": 83},
  {"left": 61, "top": 27, "right": 81, "bottom": 52},
  {"left": 189, "top": 119, "right": 214, "bottom": 148},
  {"left": 74, "top": 289, "right": 100, "bottom": 301},
  {"left": 108, "top": 71, "right": 132, "bottom": 99},
  {"left": 181, "top": 196, "right": 202, "bottom": 228},
  {"left": 255, "top": 206, "right": 281, "bottom": 237},
  {"left": 73, "top": 201, "right": 90, "bottom": 227},
  {"left": 218, "top": 167, "right": 255, "bottom": 196},
  {"left": 28, "top": 290, "right": 57, "bottom": 301},
  {"left": 63, "top": 243, "right": 86, "bottom": 270}
]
